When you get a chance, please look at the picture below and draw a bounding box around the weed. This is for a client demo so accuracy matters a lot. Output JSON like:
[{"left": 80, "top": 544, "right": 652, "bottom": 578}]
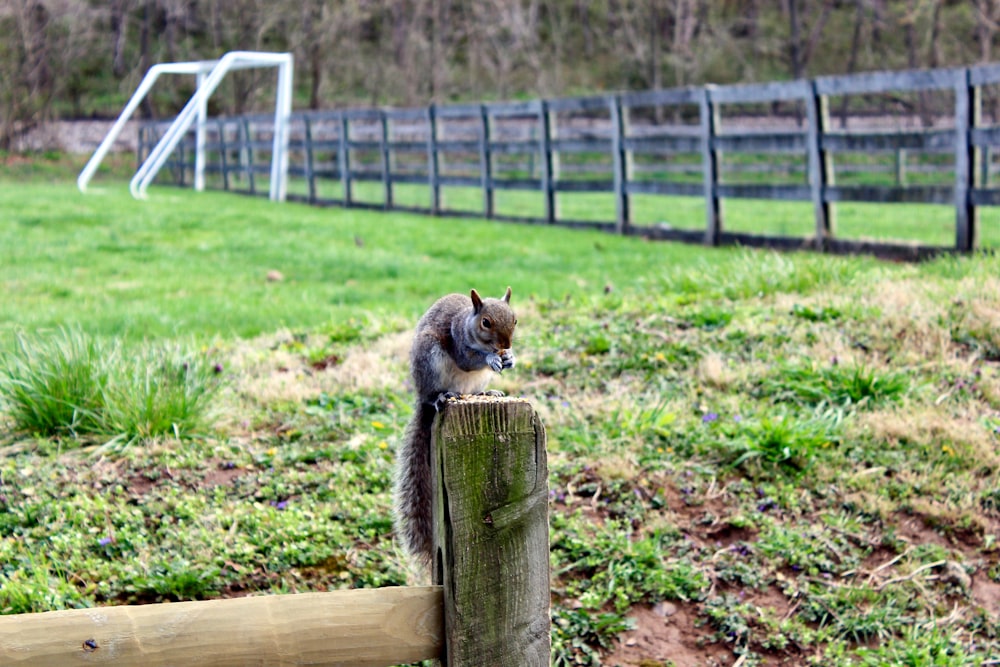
[
  {"left": 764, "top": 362, "right": 909, "bottom": 409},
  {"left": 551, "top": 605, "right": 634, "bottom": 667}
]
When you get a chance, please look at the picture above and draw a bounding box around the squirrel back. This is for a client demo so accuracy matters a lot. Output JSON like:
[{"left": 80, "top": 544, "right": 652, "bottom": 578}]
[{"left": 394, "top": 287, "right": 517, "bottom": 563}]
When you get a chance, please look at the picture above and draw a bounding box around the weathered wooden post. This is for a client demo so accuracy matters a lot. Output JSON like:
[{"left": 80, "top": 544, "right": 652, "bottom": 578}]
[{"left": 431, "top": 396, "right": 550, "bottom": 666}]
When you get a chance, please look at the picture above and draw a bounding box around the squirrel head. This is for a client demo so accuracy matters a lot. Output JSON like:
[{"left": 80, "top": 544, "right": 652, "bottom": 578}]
[{"left": 470, "top": 287, "right": 517, "bottom": 351}]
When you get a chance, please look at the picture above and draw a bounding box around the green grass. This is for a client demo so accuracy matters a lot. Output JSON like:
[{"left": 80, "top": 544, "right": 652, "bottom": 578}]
[
  {"left": 0, "top": 329, "right": 221, "bottom": 448},
  {"left": 3, "top": 158, "right": 1000, "bottom": 665}
]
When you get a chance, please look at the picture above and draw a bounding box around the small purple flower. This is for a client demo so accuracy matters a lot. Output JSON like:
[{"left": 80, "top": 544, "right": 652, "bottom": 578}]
[
  {"left": 273, "top": 500, "right": 288, "bottom": 510},
  {"left": 213, "top": 363, "right": 224, "bottom": 374},
  {"left": 98, "top": 536, "right": 112, "bottom": 547},
  {"left": 702, "top": 412, "right": 719, "bottom": 423},
  {"left": 730, "top": 543, "right": 752, "bottom": 557},
  {"left": 733, "top": 415, "right": 742, "bottom": 423},
  {"left": 757, "top": 499, "right": 777, "bottom": 512}
]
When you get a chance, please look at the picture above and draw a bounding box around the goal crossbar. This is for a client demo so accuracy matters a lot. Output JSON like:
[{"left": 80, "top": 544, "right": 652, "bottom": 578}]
[{"left": 77, "top": 51, "right": 293, "bottom": 202}]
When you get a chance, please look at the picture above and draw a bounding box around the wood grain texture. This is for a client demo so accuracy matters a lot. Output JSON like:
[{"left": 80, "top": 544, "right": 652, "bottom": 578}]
[
  {"left": 432, "top": 398, "right": 550, "bottom": 667},
  {"left": 0, "top": 586, "right": 443, "bottom": 667}
]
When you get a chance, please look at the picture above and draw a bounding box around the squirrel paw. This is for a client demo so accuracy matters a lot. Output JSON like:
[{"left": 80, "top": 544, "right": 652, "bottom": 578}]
[
  {"left": 500, "top": 349, "right": 515, "bottom": 371},
  {"left": 433, "top": 391, "right": 460, "bottom": 412},
  {"left": 480, "top": 389, "right": 505, "bottom": 397},
  {"left": 486, "top": 352, "right": 504, "bottom": 373}
]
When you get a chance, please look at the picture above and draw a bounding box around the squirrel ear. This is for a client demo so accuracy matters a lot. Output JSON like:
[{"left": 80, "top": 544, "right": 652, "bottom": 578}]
[
  {"left": 503, "top": 286, "right": 512, "bottom": 303},
  {"left": 470, "top": 288, "right": 483, "bottom": 313}
]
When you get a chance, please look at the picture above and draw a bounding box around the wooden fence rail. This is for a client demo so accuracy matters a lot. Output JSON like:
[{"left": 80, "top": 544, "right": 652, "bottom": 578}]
[
  {"left": 0, "top": 399, "right": 549, "bottom": 667},
  {"left": 140, "top": 62, "right": 1000, "bottom": 259}
]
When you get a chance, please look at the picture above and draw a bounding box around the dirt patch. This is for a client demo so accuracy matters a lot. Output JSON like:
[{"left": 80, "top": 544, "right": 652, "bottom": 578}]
[
  {"left": 972, "top": 572, "right": 1000, "bottom": 614},
  {"left": 603, "top": 602, "right": 728, "bottom": 667}
]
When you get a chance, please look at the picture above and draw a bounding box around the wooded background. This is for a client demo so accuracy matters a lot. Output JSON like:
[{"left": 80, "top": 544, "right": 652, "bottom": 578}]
[{"left": 4, "top": 1, "right": 1000, "bottom": 150}]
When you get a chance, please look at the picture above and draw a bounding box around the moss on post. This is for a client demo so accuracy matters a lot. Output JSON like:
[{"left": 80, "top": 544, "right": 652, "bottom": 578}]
[{"left": 431, "top": 396, "right": 550, "bottom": 667}]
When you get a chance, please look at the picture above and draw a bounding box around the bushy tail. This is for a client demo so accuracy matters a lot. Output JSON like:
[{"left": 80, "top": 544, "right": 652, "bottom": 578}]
[{"left": 393, "top": 401, "right": 436, "bottom": 563}]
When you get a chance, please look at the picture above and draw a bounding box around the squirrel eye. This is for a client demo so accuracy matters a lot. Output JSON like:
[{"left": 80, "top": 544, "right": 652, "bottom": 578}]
[{"left": 481, "top": 317, "right": 492, "bottom": 329}]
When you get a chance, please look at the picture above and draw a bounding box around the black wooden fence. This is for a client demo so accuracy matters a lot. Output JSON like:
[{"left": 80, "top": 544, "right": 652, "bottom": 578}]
[{"left": 140, "top": 63, "right": 1000, "bottom": 259}]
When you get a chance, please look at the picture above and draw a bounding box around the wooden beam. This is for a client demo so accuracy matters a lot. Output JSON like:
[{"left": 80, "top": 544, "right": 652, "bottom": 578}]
[
  {"left": 432, "top": 397, "right": 550, "bottom": 667},
  {"left": 0, "top": 587, "right": 443, "bottom": 667}
]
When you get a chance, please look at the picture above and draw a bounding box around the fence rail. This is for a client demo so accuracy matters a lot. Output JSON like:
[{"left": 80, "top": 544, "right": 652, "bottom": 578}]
[
  {"left": 0, "top": 399, "right": 549, "bottom": 667},
  {"left": 140, "top": 62, "right": 1000, "bottom": 259}
]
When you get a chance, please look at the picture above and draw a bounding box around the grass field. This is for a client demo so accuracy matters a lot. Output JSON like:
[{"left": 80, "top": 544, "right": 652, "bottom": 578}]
[{"left": 2, "top": 156, "right": 1000, "bottom": 666}]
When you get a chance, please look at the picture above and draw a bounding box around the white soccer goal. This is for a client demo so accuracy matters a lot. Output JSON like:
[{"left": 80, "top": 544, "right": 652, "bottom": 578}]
[{"left": 78, "top": 51, "right": 293, "bottom": 202}]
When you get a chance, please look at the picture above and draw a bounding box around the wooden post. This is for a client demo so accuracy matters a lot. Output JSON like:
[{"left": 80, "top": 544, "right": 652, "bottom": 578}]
[
  {"left": 895, "top": 148, "right": 907, "bottom": 187},
  {"left": 136, "top": 126, "right": 145, "bottom": 171},
  {"left": 217, "top": 119, "right": 229, "bottom": 192},
  {"left": 610, "top": 94, "right": 631, "bottom": 235},
  {"left": 955, "top": 69, "right": 980, "bottom": 251},
  {"left": 806, "top": 81, "right": 835, "bottom": 249},
  {"left": 303, "top": 115, "right": 316, "bottom": 203},
  {"left": 539, "top": 101, "right": 557, "bottom": 223},
  {"left": 427, "top": 105, "right": 441, "bottom": 214},
  {"left": 0, "top": 587, "right": 443, "bottom": 667},
  {"left": 242, "top": 117, "right": 255, "bottom": 195},
  {"left": 432, "top": 397, "right": 550, "bottom": 667},
  {"left": 380, "top": 110, "right": 393, "bottom": 210},
  {"left": 339, "top": 113, "right": 353, "bottom": 206},
  {"left": 480, "top": 104, "right": 495, "bottom": 218},
  {"left": 699, "top": 86, "right": 722, "bottom": 245}
]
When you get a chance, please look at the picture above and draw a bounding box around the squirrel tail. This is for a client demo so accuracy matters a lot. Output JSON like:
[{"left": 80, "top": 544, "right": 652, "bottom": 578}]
[{"left": 393, "top": 401, "right": 436, "bottom": 563}]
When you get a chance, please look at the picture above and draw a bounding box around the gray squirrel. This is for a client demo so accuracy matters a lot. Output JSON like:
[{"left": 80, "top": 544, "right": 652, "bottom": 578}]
[{"left": 393, "top": 287, "right": 517, "bottom": 563}]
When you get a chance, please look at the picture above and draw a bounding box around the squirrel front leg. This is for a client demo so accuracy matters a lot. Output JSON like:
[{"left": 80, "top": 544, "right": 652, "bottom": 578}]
[{"left": 486, "top": 349, "right": 515, "bottom": 373}]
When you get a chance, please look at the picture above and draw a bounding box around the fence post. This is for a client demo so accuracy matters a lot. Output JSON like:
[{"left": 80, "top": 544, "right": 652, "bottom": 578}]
[
  {"left": 432, "top": 397, "right": 550, "bottom": 666},
  {"left": 242, "top": 117, "right": 256, "bottom": 195},
  {"left": 381, "top": 110, "right": 393, "bottom": 210},
  {"left": 806, "top": 81, "right": 835, "bottom": 249},
  {"left": 339, "top": 113, "right": 353, "bottom": 206},
  {"left": 217, "top": 119, "right": 229, "bottom": 192},
  {"left": 303, "top": 115, "right": 316, "bottom": 203},
  {"left": 895, "top": 149, "right": 907, "bottom": 187},
  {"left": 955, "top": 68, "right": 980, "bottom": 252},
  {"left": 427, "top": 105, "right": 441, "bottom": 215},
  {"left": 136, "top": 126, "right": 146, "bottom": 171},
  {"left": 610, "top": 94, "right": 631, "bottom": 235},
  {"left": 480, "top": 104, "right": 495, "bottom": 218},
  {"left": 539, "top": 101, "right": 557, "bottom": 223},
  {"left": 699, "top": 86, "right": 721, "bottom": 245}
]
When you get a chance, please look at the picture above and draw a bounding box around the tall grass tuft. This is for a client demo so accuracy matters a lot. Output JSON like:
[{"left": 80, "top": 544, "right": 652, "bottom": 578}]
[
  {"left": 0, "top": 329, "right": 109, "bottom": 437},
  {"left": 99, "top": 343, "right": 221, "bottom": 445},
  {"left": 764, "top": 362, "right": 910, "bottom": 409},
  {"left": 0, "top": 329, "right": 221, "bottom": 447}
]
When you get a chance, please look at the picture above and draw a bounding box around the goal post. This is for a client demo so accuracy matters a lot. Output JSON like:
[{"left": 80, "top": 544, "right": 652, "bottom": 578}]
[{"left": 78, "top": 51, "right": 293, "bottom": 202}]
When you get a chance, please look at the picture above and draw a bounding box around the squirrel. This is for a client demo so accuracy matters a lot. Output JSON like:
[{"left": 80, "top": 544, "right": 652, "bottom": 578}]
[{"left": 393, "top": 287, "right": 517, "bottom": 563}]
